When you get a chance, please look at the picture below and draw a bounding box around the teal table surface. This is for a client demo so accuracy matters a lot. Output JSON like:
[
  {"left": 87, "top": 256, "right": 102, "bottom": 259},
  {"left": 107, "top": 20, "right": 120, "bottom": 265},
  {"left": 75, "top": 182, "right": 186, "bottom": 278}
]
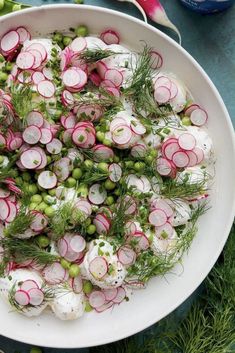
[{"left": 0, "top": 1, "right": 234, "bottom": 352}]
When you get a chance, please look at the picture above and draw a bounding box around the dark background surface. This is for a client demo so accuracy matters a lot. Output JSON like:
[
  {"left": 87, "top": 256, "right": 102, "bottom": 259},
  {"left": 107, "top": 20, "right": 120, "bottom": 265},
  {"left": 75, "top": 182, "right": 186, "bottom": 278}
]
[{"left": 0, "top": 0, "right": 234, "bottom": 351}]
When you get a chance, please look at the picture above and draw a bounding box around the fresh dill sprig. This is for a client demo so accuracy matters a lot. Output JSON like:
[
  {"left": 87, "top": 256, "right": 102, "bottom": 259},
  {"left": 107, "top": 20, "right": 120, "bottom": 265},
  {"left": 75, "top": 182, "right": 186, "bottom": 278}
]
[
  {"left": 1, "top": 238, "right": 58, "bottom": 265},
  {"left": 49, "top": 201, "right": 85, "bottom": 240},
  {"left": 160, "top": 172, "right": 210, "bottom": 200},
  {"left": 79, "top": 48, "right": 117, "bottom": 63},
  {"left": 81, "top": 166, "right": 109, "bottom": 185},
  {"left": 10, "top": 83, "right": 35, "bottom": 122},
  {"left": 4, "top": 209, "right": 35, "bottom": 238}
]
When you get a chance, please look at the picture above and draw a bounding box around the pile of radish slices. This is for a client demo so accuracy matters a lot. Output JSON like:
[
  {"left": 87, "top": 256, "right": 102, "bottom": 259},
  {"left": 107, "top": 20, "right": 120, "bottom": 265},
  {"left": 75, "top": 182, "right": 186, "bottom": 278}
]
[{"left": 0, "top": 25, "right": 213, "bottom": 320}]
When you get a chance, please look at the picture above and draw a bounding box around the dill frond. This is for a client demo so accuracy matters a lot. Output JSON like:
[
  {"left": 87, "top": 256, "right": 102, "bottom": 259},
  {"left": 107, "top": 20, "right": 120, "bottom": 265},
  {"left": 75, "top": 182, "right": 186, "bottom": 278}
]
[
  {"left": 4, "top": 209, "right": 34, "bottom": 238},
  {"left": 10, "top": 84, "right": 36, "bottom": 122},
  {"left": 79, "top": 48, "right": 117, "bottom": 63},
  {"left": 81, "top": 166, "right": 109, "bottom": 185},
  {"left": 1, "top": 238, "right": 58, "bottom": 265}
]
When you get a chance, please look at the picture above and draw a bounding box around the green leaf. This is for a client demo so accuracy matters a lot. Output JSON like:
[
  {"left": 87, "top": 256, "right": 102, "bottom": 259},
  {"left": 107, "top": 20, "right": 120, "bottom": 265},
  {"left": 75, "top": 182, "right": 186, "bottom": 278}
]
[{"left": 0, "top": 0, "right": 31, "bottom": 16}]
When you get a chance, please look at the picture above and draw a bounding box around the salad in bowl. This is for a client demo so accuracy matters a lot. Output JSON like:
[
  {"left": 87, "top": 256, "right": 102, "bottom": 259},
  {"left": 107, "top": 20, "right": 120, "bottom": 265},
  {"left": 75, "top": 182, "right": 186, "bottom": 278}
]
[{"left": 0, "top": 24, "right": 213, "bottom": 320}]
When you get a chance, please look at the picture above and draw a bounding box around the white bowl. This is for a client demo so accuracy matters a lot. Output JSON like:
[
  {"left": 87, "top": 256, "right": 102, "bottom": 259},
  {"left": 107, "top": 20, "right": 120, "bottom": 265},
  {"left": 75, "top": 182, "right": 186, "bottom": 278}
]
[{"left": 0, "top": 4, "right": 235, "bottom": 348}]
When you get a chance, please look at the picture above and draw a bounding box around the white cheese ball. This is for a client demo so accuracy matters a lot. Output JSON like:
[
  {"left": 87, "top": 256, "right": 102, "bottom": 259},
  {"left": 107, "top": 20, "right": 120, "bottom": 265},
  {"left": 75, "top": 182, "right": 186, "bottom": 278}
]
[{"left": 50, "top": 289, "right": 85, "bottom": 320}]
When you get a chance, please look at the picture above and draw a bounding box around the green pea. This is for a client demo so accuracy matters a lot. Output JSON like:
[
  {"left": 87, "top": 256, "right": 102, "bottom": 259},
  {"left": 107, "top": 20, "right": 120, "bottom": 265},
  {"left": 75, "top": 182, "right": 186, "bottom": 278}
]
[
  {"left": 150, "top": 149, "right": 158, "bottom": 157},
  {"left": 125, "top": 160, "right": 134, "bottom": 169},
  {"left": 29, "top": 203, "right": 38, "bottom": 211},
  {"left": 96, "top": 131, "right": 105, "bottom": 142},
  {"left": 77, "top": 185, "right": 88, "bottom": 198},
  {"left": 66, "top": 177, "right": 77, "bottom": 188},
  {"left": 97, "top": 162, "right": 109, "bottom": 173},
  {"left": 69, "top": 264, "right": 80, "bottom": 278},
  {"left": 75, "top": 25, "right": 88, "bottom": 37},
  {"left": 15, "top": 177, "right": 23, "bottom": 185},
  {"left": 12, "top": 3, "right": 21, "bottom": 11},
  {"left": 44, "top": 206, "right": 55, "bottom": 217},
  {"left": 114, "top": 189, "right": 121, "bottom": 196},
  {"left": 22, "top": 172, "right": 31, "bottom": 182},
  {"left": 103, "top": 138, "right": 112, "bottom": 147},
  {"left": 37, "top": 202, "right": 48, "bottom": 211},
  {"left": 0, "top": 71, "right": 7, "bottom": 82},
  {"left": 87, "top": 224, "right": 96, "bottom": 235},
  {"left": 104, "top": 179, "right": 116, "bottom": 190},
  {"left": 37, "top": 235, "right": 50, "bottom": 248},
  {"left": 28, "top": 184, "right": 38, "bottom": 195},
  {"left": 85, "top": 301, "right": 93, "bottom": 312},
  {"left": 113, "top": 155, "right": 120, "bottom": 163},
  {"left": 182, "top": 116, "right": 191, "bottom": 126},
  {"left": 60, "top": 258, "right": 71, "bottom": 270},
  {"left": 0, "top": 155, "right": 4, "bottom": 164},
  {"left": 30, "top": 194, "right": 42, "bottom": 204},
  {"left": 145, "top": 155, "right": 154, "bottom": 164},
  {"left": 54, "top": 110, "right": 62, "bottom": 120},
  {"left": 41, "top": 192, "right": 47, "bottom": 198},
  {"left": 63, "top": 36, "right": 72, "bottom": 46},
  {"left": 84, "top": 159, "right": 93, "bottom": 169},
  {"left": 53, "top": 32, "right": 63, "bottom": 43},
  {"left": 0, "top": 54, "right": 4, "bottom": 63},
  {"left": 48, "top": 188, "right": 56, "bottom": 197},
  {"left": 5, "top": 62, "right": 13, "bottom": 72},
  {"left": 30, "top": 348, "right": 42, "bottom": 353},
  {"left": 134, "top": 161, "right": 145, "bottom": 172},
  {"left": 83, "top": 280, "right": 93, "bottom": 294},
  {"left": 72, "top": 168, "right": 82, "bottom": 180},
  {"left": 85, "top": 218, "right": 91, "bottom": 226},
  {"left": 46, "top": 156, "right": 52, "bottom": 165},
  {"left": 44, "top": 195, "right": 55, "bottom": 205},
  {"left": 105, "top": 196, "right": 114, "bottom": 206}
]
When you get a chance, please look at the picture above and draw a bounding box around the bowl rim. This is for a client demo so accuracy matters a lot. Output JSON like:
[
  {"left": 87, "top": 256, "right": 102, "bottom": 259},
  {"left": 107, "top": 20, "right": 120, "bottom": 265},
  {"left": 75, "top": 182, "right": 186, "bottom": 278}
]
[{"left": 0, "top": 4, "right": 235, "bottom": 348}]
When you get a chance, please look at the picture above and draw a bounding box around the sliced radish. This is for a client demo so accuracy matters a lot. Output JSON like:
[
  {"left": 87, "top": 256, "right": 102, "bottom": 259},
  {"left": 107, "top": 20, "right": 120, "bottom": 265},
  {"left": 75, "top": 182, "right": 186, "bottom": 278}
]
[
  {"left": 42, "top": 67, "right": 53, "bottom": 80},
  {"left": 131, "top": 143, "right": 147, "bottom": 158},
  {"left": 132, "top": 232, "right": 150, "bottom": 251},
  {"left": 30, "top": 211, "right": 48, "bottom": 232},
  {"left": 89, "top": 256, "right": 108, "bottom": 279},
  {"left": 125, "top": 221, "right": 137, "bottom": 235},
  {"left": 26, "top": 111, "right": 44, "bottom": 127},
  {"left": 28, "top": 288, "right": 44, "bottom": 306},
  {"left": 62, "top": 68, "right": 83, "bottom": 88},
  {"left": 0, "top": 30, "right": 20, "bottom": 53},
  {"left": 70, "top": 235, "right": 86, "bottom": 253},
  {"left": 14, "top": 290, "right": 30, "bottom": 306},
  {"left": 149, "top": 209, "right": 167, "bottom": 227},
  {"left": 156, "top": 157, "right": 172, "bottom": 176},
  {"left": 62, "top": 90, "right": 75, "bottom": 106},
  {"left": 100, "top": 30, "right": 120, "bottom": 45},
  {"left": 150, "top": 50, "right": 163, "bottom": 69},
  {"left": 163, "top": 142, "right": 180, "bottom": 160},
  {"left": 112, "top": 125, "right": 132, "bottom": 145},
  {"left": 26, "top": 43, "right": 47, "bottom": 62},
  {"left": 42, "top": 262, "right": 66, "bottom": 285},
  {"left": 16, "top": 52, "right": 35, "bottom": 70},
  {"left": 32, "top": 71, "right": 45, "bottom": 85},
  {"left": 193, "top": 147, "right": 204, "bottom": 164},
  {"left": 154, "top": 86, "right": 171, "bottom": 104},
  {"left": 16, "top": 27, "right": 30, "bottom": 44},
  {"left": 89, "top": 291, "right": 106, "bottom": 308},
  {"left": 57, "top": 238, "right": 68, "bottom": 257},
  {"left": 96, "top": 61, "right": 108, "bottom": 80},
  {"left": 88, "top": 184, "right": 107, "bottom": 205},
  {"left": 184, "top": 104, "right": 200, "bottom": 116},
  {"left": 155, "top": 222, "right": 174, "bottom": 239},
  {"left": 20, "top": 149, "right": 42, "bottom": 169},
  {"left": 0, "top": 199, "right": 10, "bottom": 221},
  {"left": 151, "top": 199, "right": 173, "bottom": 218},
  {"left": 22, "top": 125, "right": 41, "bottom": 145},
  {"left": 64, "top": 114, "right": 76, "bottom": 129},
  {"left": 124, "top": 196, "right": 137, "bottom": 215},
  {"left": 37, "top": 80, "right": 55, "bottom": 98},
  {"left": 93, "top": 145, "right": 114, "bottom": 162},
  {"left": 186, "top": 150, "right": 198, "bottom": 167},
  {"left": 5, "top": 201, "right": 17, "bottom": 223},
  {"left": 104, "top": 69, "right": 123, "bottom": 87},
  {"left": 178, "top": 133, "right": 196, "bottom": 151},
  {"left": 112, "top": 287, "right": 126, "bottom": 304},
  {"left": 154, "top": 76, "right": 172, "bottom": 89},
  {"left": 70, "top": 37, "right": 87, "bottom": 53},
  {"left": 172, "top": 151, "right": 189, "bottom": 168},
  {"left": 103, "top": 288, "right": 118, "bottom": 302},
  {"left": 38, "top": 171, "right": 57, "bottom": 189},
  {"left": 109, "top": 163, "right": 122, "bottom": 182},
  {"left": 54, "top": 158, "right": 71, "bottom": 181},
  {"left": 70, "top": 276, "right": 83, "bottom": 294},
  {"left": 21, "top": 280, "right": 39, "bottom": 292},
  {"left": 40, "top": 128, "right": 53, "bottom": 144},
  {"left": 28, "top": 49, "right": 43, "bottom": 69},
  {"left": 17, "top": 70, "right": 33, "bottom": 84},
  {"left": 190, "top": 108, "right": 208, "bottom": 126},
  {"left": 46, "top": 138, "right": 62, "bottom": 155},
  {"left": 0, "top": 188, "right": 10, "bottom": 198},
  {"left": 117, "top": 246, "right": 136, "bottom": 266},
  {"left": 130, "top": 120, "right": 146, "bottom": 135},
  {"left": 95, "top": 301, "right": 114, "bottom": 313}
]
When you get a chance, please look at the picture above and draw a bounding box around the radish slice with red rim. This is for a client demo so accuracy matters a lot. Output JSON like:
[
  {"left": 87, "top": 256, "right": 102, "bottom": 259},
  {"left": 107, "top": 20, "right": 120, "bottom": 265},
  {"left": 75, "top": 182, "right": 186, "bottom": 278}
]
[
  {"left": 16, "top": 27, "right": 30, "bottom": 44},
  {"left": 22, "top": 125, "right": 42, "bottom": 145},
  {"left": 0, "top": 30, "right": 20, "bottom": 53},
  {"left": 186, "top": 150, "right": 198, "bottom": 167},
  {"left": 149, "top": 209, "right": 168, "bottom": 227},
  {"left": 104, "top": 69, "right": 123, "bottom": 87},
  {"left": 21, "top": 280, "right": 39, "bottom": 292},
  {"left": 112, "top": 287, "right": 126, "bottom": 304},
  {"left": 193, "top": 147, "right": 204, "bottom": 164},
  {"left": 30, "top": 211, "right": 48, "bottom": 231},
  {"left": 38, "top": 171, "right": 57, "bottom": 189},
  {"left": 28, "top": 288, "right": 44, "bottom": 306},
  {"left": 5, "top": 201, "right": 17, "bottom": 223},
  {"left": 156, "top": 157, "right": 172, "bottom": 176},
  {"left": 70, "top": 235, "right": 86, "bottom": 253},
  {"left": 32, "top": 71, "right": 45, "bottom": 85},
  {"left": 118, "top": 246, "right": 136, "bottom": 266},
  {"left": 40, "top": 128, "right": 53, "bottom": 144},
  {"left": 131, "top": 144, "right": 147, "bottom": 158},
  {"left": 57, "top": 238, "right": 68, "bottom": 257},
  {"left": 0, "top": 199, "right": 10, "bottom": 221},
  {"left": 89, "top": 291, "right": 106, "bottom": 308},
  {"left": 89, "top": 256, "right": 108, "bottom": 279},
  {"left": 70, "top": 276, "right": 83, "bottom": 294},
  {"left": 155, "top": 222, "right": 174, "bottom": 239},
  {"left": 93, "top": 145, "right": 114, "bottom": 162},
  {"left": 103, "top": 288, "right": 118, "bottom": 301},
  {"left": 178, "top": 133, "right": 196, "bottom": 151},
  {"left": 46, "top": 138, "right": 62, "bottom": 154},
  {"left": 100, "top": 30, "right": 120, "bottom": 45},
  {"left": 28, "top": 49, "right": 43, "bottom": 69},
  {"left": 150, "top": 50, "right": 163, "bottom": 69},
  {"left": 26, "top": 111, "right": 44, "bottom": 127},
  {"left": 151, "top": 199, "right": 173, "bottom": 218},
  {"left": 112, "top": 125, "right": 132, "bottom": 145},
  {"left": 20, "top": 149, "right": 42, "bottom": 169},
  {"left": 16, "top": 52, "right": 35, "bottom": 70},
  {"left": 154, "top": 76, "right": 172, "bottom": 89},
  {"left": 163, "top": 142, "right": 180, "bottom": 160},
  {"left": 130, "top": 120, "right": 146, "bottom": 135},
  {"left": 109, "top": 163, "right": 122, "bottom": 182},
  {"left": 0, "top": 188, "right": 10, "bottom": 198},
  {"left": 184, "top": 104, "right": 200, "bottom": 116},
  {"left": 154, "top": 86, "right": 171, "bottom": 104},
  {"left": 190, "top": 108, "right": 208, "bottom": 126},
  {"left": 26, "top": 43, "right": 47, "bottom": 62},
  {"left": 37, "top": 80, "right": 55, "bottom": 98},
  {"left": 70, "top": 37, "right": 87, "bottom": 53},
  {"left": 172, "top": 151, "right": 190, "bottom": 168},
  {"left": 42, "top": 262, "right": 66, "bottom": 285},
  {"left": 14, "top": 290, "right": 30, "bottom": 306},
  {"left": 88, "top": 184, "right": 107, "bottom": 205},
  {"left": 95, "top": 301, "right": 114, "bottom": 313}
]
